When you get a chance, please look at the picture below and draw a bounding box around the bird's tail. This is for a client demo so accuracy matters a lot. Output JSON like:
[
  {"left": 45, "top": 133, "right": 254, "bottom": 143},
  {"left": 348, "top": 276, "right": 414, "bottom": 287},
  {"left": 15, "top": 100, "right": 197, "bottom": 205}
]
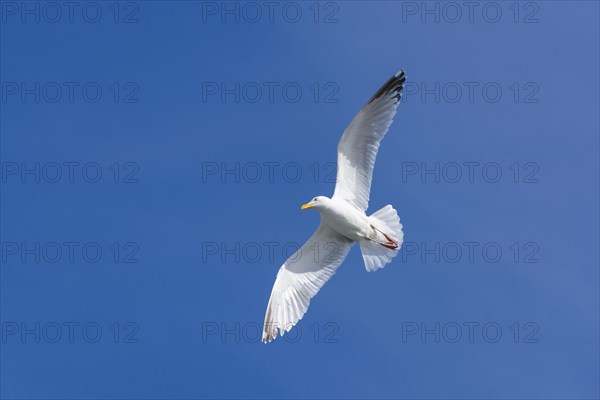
[{"left": 359, "top": 205, "right": 404, "bottom": 272}]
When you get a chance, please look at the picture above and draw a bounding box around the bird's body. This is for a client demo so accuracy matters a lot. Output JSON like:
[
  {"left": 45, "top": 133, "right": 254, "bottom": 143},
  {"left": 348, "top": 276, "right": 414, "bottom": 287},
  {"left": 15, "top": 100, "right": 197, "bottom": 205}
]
[
  {"left": 262, "top": 69, "right": 407, "bottom": 343},
  {"left": 316, "top": 197, "right": 371, "bottom": 242},
  {"left": 314, "top": 197, "right": 399, "bottom": 248}
]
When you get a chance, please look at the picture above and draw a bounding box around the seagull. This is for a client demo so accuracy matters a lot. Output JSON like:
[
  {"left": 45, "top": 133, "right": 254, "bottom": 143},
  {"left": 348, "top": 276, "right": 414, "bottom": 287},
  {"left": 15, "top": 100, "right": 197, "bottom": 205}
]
[{"left": 262, "top": 69, "right": 407, "bottom": 343}]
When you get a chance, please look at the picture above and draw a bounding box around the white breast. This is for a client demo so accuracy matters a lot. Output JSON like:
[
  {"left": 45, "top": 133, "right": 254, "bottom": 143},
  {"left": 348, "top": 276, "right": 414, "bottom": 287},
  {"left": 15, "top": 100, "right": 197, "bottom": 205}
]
[{"left": 320, "top": 199, "right": 371, "bottom": 242}]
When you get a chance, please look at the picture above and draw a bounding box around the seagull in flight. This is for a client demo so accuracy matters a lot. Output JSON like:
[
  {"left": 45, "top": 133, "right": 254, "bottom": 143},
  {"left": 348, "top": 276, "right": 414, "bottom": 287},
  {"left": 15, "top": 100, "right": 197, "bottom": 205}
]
[{"left": 262, "top": 70, "right": 407, "bottom": 343}]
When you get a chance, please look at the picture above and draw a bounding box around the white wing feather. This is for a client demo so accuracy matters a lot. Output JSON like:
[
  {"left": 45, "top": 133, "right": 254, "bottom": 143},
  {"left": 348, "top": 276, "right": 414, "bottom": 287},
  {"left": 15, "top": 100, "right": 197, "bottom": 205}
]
[
  {"left": 332, "top": 70, "right": 406, "bottom": 211},
  {"left": 262, "top": 223, "right": 353, "bottom": 343}
]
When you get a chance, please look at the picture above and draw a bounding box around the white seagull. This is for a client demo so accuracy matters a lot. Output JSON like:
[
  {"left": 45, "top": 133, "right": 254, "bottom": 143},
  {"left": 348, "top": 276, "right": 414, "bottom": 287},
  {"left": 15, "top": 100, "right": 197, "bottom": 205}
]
[{"left": 262, "top": 70, "right": 407, "bottom": 343}]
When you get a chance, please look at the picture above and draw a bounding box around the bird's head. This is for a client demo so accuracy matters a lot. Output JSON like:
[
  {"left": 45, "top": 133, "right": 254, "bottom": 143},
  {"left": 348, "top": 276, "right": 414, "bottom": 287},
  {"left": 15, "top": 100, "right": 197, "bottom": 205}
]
[{"left": 301, "top": 196, "right": 329, "bottom": 211}]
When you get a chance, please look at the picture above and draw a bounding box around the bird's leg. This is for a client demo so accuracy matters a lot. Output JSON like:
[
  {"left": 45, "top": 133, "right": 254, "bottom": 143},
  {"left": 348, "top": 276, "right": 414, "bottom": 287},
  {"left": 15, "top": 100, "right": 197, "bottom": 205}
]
[{"left": 370, "top": 225, "right": 399, "bottom": 250}]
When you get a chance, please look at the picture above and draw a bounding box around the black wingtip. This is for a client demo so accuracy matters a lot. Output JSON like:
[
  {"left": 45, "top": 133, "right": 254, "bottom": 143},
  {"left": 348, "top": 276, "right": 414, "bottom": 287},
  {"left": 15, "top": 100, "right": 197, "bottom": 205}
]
[{"left": 368, "top": 69, "right": 407, "bottom": 105}]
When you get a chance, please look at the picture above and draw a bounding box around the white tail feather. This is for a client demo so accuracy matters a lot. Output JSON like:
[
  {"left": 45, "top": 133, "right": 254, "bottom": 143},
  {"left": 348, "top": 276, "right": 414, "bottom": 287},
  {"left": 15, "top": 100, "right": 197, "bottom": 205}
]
[{"left": 359, "top": 205, "right": 403, "bottom": 272}]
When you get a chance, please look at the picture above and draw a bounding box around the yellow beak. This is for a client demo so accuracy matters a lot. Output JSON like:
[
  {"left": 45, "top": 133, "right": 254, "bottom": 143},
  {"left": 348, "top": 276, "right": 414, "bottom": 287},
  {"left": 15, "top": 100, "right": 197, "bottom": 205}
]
[{"left": 301, "top": 203, "right": 314, "bottom": 210}]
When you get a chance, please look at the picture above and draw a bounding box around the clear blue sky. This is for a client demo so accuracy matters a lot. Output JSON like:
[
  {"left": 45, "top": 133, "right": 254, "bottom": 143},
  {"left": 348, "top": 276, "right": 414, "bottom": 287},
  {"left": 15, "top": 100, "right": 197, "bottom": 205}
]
[{"left": 1, "top": 1, "right": 598, "bottom": 399}]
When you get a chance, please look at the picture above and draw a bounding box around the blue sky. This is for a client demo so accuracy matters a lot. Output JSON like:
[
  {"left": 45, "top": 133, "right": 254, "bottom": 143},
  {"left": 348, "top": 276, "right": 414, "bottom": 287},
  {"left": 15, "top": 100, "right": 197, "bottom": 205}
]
[{"left": 1, "top": 1, "right": 599, "bottom": 398}]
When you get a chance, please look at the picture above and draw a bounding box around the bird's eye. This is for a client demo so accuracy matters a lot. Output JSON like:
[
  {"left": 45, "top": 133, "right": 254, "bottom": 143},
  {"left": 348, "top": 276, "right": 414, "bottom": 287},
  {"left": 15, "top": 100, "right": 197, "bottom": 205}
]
[{"left": 314, "top": 198, "right": 317, "bottom": 201}]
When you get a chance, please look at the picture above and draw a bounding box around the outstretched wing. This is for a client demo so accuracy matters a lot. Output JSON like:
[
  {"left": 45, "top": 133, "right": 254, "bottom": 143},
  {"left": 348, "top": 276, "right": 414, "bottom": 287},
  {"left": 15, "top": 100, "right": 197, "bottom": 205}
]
[
  {"left": 262, "top": 223, "right": 354, "bottom": 343},
  {"left": 332, "top": 70, "right": 406, "bottom": 212}
]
